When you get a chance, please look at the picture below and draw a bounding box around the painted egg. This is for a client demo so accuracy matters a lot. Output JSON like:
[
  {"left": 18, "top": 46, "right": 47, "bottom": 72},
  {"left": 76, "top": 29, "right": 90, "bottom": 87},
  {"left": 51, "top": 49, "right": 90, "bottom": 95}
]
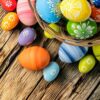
[
  {"left": 17, "top": 0, "right": 37, "bottom": 26},
  {"left": 1, "top": 0, "right": 17, "bottom": 11},
  {"left": 36, "top": 0, "right": 61, "bottom": 23},
  {"left": 58, "top": 42, "right": 88, "bottom": 63},
  {"left": 1, "top": 12, "right": 19, "bottom": 31},
  {"left": 91, "top": 0, "right": 100, "bottom": 8},
  {"left": 92, "top": 45, "right": 100, "bottom": 61},
  {"left": 43, "top": 62, "right": 60, "bottom": 82},
  {"left": 60, "top": 0, "right": 91, "bottom": 22},
  {"left": 67, "top": 19, "right": 97, "bottom": 39},
  {"left": 44, "top": 23, "right": 60, "bottom": 39},
  {"left": 18, "top": 27, "right": 37, "bottom": 46},
  {"left": 18, "top": 46, "right": 50, "bottom": 70},
  {"left": 79, "top": 55, "right": 96, "bottom": 74},
  {"left": 91, "top": 5, "right": 100, "bottom": 22}
]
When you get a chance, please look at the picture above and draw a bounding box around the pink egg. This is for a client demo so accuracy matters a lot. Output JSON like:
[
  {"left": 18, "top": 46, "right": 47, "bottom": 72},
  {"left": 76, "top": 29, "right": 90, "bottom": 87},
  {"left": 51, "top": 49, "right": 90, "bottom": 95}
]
[{"left": 17, "top": 0, "right": 37, "bottom": 26}]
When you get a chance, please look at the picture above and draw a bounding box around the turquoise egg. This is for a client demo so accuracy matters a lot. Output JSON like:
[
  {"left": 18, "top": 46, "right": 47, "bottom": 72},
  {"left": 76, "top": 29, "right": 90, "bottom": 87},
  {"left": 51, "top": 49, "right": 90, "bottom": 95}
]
[
  {"left": 58, "top": 42, "right": 88, "bottom": 63},
  {"left": 43, "top": 62, "right": 60, "bottom": 82}
]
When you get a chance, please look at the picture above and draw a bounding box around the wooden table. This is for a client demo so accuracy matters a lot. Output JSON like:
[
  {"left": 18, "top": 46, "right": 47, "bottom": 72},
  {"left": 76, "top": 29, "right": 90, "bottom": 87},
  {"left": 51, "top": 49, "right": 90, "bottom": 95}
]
[{"left": 0, "top": 7, "right": 100, "bottom": 100}]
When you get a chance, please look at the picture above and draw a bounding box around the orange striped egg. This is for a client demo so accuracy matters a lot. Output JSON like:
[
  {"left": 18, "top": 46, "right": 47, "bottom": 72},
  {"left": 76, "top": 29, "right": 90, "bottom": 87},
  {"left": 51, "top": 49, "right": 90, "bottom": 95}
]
[{"left": 17, "top": 0, "right": 37, "bottom": 26}]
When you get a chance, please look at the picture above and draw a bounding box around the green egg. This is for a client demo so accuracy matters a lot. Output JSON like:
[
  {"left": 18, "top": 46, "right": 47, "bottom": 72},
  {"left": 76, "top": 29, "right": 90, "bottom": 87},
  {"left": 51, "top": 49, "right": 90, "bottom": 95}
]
[
  {"left": 67, "top": 19, "right": 97, "bottom": 39},
  {"left": 78, "top": 55, "right": 96, "bottom": 74}
]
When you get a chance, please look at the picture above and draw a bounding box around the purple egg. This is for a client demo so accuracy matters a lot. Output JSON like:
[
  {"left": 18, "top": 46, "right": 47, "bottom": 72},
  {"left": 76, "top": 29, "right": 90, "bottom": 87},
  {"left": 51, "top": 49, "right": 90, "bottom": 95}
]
[{"left": 18, "top": 27, "right": 36, "bottom": 46}]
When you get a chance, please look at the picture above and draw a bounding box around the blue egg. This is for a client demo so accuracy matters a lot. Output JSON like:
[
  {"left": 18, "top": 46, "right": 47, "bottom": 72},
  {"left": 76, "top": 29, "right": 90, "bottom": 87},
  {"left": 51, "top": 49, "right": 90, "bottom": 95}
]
[
  {"left": 92, "top": 0, "right": 100, "bottom": 8},
  {"left": 43, "top": 62, "right": 60, "bottom": 82},
  {"left": 58, "top": 42, "right": 88, "bottom": 63},
  {"left": 36, "top": 0, "right": 61, "bottom": 23}
]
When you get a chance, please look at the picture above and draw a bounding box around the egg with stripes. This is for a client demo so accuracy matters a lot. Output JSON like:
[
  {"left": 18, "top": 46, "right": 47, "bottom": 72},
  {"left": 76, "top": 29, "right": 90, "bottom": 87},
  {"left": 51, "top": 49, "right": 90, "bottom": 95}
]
[
  {"left": 58, "top": 42, "right": 88, "bottom": 63},
  {"left": 36, "top": 0, "right": 61, "bottom": 23},
  {"left": 17, "top": 0, "right": 37, "bottom": 26}
]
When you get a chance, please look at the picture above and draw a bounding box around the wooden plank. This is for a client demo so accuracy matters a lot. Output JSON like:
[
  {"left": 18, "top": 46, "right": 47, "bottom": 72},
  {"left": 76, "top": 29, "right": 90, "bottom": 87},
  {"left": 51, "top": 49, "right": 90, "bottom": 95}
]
[{"left": 89, "top": 85, "right": 100, "bottom": 100}]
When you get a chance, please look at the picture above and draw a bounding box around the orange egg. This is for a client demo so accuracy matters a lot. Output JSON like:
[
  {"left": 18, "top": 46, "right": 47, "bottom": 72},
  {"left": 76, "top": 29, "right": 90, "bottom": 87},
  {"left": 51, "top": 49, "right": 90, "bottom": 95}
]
[
  {"left": 1, "top": 12, "right": 19, "bottom": 31},
  {"left": 18, "top": 46, "right": 50, "bottom": 70}
]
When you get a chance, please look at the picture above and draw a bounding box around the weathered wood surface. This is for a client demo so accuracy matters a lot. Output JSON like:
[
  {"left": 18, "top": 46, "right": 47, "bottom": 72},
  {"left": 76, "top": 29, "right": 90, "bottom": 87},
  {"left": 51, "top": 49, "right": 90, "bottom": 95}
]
[{"left": 0, "top": 7, "right": 100, "bottom": 100}]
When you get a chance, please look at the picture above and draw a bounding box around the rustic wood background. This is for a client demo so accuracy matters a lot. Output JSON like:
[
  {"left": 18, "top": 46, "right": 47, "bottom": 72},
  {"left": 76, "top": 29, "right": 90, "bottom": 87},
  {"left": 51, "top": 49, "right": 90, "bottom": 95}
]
[{"left": 0, "top": 6, "right": 100, "bottom": 100}]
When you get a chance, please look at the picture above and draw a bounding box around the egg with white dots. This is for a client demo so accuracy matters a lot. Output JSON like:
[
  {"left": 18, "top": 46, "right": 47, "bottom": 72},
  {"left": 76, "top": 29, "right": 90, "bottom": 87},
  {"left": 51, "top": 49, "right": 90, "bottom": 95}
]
[
  {"left": 36, "top": 0, "right": 61, "bottom": 23},
  {"left": 43, "top": 62, "right": 60, "bottom": 82},
  {"left": 58, "top": 42, "right": 88, "bottom": 63}
]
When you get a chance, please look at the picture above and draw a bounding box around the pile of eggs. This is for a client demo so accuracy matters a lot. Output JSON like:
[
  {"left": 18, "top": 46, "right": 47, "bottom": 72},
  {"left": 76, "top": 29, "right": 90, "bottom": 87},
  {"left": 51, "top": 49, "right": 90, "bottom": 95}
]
[{"left": 0, "top": 0, "right": 100, "bottom": 82}]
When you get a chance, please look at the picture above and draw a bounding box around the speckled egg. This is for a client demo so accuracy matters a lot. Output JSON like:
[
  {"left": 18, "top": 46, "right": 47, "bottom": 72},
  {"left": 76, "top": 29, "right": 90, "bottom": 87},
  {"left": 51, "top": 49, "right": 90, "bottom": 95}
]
[
  {"left": 78, "top": 55, "right": 96, "bottom": 74},
  {"left": 60, "top": 0, "right": 91, "bottom": 22},
  {"left": 1, "top": 12, "right": 19, "bottom": 31},
  {"left": 18, "top": 27, "right": 37, "bottom": 46},
  {"left": 43, "top": 62, "right": 60, "bottom": 82},
  {"left": 17, "top": 0, "right": 37, "bottom": 26},
  {"left": 58, "top": 42, "right": 88, "bottom": 63},
  {"left": 67, "top": 19, "right": 97, "bottom": 39},
  {"left": 36, "top": 0, "right": 61, "bottom": 23}
]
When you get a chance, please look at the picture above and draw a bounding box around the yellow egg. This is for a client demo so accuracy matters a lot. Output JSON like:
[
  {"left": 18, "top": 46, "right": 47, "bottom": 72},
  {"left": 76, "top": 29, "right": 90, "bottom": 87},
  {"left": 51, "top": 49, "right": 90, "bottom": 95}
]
[
  {"left": 1, "top": 12, "right": 19, "bottom": 31},
  {"left": 44, "top": 23, "right": 60, "bottom": 39},
  {"left": 60, "top": 0, "right": 91, "bottom": 22}
]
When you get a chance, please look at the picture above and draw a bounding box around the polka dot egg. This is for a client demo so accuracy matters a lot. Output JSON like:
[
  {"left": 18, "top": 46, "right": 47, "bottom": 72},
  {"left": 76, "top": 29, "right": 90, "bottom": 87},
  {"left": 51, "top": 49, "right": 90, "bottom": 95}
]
[{"left": 58, "top": 42, "right": 88, "bottom": 63}]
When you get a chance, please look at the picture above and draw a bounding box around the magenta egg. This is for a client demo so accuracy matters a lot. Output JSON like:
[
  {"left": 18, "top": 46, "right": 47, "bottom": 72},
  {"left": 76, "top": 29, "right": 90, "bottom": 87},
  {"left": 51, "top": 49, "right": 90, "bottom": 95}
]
[{"left": 17, "top": 0, "right": 37, "bottom": 26}]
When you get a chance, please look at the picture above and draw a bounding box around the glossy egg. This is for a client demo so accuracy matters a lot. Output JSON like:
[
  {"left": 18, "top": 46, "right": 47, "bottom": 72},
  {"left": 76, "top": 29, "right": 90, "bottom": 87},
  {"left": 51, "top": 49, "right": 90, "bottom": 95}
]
[
  {"left": 44, "top": 23, "right": 60, "bottom": 39},
  {"left": 92, "top": 45, "right": 100, "bottom": 61},
  {"left": 60, "top": 0, "right": 91, "bottom": 22},
  {"left": 36, "top": 0, "right": 61, "bottom": 23},
  {"left": 1, "top": 0, "right": 17, "bottom": 11},
  {"left": 58, "top": 42, "right": 88, "bottom": 63},
  {"left": 67, "top": 19, "right": 97, "bottom": 39},
  {"left": 18, "top": 27, "right": 37, "bottom": 46},
  {"left": 91, "top": 5, "right": 100, "bottom": 22},
  {"left": 17, "top": 0, "right": 37, "bottom": 26},
  {"left": 79, "top": 55, "right": 96, "bottom": 74},
  {"left": 43, "top": 62, "right": 60, "bottom": 82},
  {"left": 1, "top": 12, "right": 19, "bottom": 31},
  {"left": 18, "top": 46, "right": 50, "bottom": 70},
  {"left": 91, "top": 0, "right": 100, "bottom": 8}
]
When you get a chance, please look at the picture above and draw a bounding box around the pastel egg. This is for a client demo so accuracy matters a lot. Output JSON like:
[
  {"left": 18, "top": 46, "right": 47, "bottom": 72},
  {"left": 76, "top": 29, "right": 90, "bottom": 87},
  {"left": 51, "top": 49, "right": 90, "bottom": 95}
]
[
  {"left": 60, "top": 0, "right": 91, "bottom": 22},
  {"left": 58, "top": 42, "right": 88, "bottom": 63},
  {"left": 17, "top": 0, "right": 37, "bottom": 26},
  {"left": 43, "top": 62, "right": 60, "bottom": 82},
  {"left": 36, "top": 0, "right": 61, "bottom": 23},
  {"left": 91, "top": 5, "right": 100, "bottom": 22},
  {"left": 1, "top": 0, "right": 17, "bottom": 11},
  {"left": 1, "top": 12, "right": 19, "bottom": 31},
  {"left": 67, "top": 19, "right": 97, "bottom": 39},
  {"left": 44, "top": 23, "right": 60, "bottom": 39},
  {"left": 91, "top": 0, "right": 100, "bottom": 8},
  {"left": 78, "top": 55, "right": 96, "bottom": 74},
  {"left": 92, "top": 45, "right": 100, "bottom": 61},
  {"left": 18, "top": 27, "right": 37, "bottom": 46}
]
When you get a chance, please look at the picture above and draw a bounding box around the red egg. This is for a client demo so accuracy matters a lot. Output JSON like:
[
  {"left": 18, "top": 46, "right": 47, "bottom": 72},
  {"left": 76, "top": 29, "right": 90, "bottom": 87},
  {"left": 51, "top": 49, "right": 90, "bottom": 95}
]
[
  {"left": 1, "top": 0, "right": 17, "bottom": 11},
  {"left": 91, "top": 5, "right": 100, "bottom": 22}
]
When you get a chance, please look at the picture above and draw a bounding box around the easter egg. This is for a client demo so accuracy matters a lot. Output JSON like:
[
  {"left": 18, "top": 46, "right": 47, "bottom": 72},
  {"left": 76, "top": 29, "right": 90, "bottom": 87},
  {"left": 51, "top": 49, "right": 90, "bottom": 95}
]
[
  {"left": 44, "top": 23, "right": 60, "bottom": 39},
  {"left": 79, "top": 55, "right": 96, "bottom": 74},
  {"left": 43, "top": 62, "right": 60, "bottom": 82},
  {"left": 91, "top": 0, "right": 100, "bottom": 8},
  {"left": 60, "top": 0, "right": 91, "bottom": 22},
  {"left": 17, "top": 0, "right": 37, "bottom": 26},
  {"left": 18, "top": 27, "right": 37, "bottom": 46},
  {"left": 1, "top": 12, "right": 19, "bottom": 31},
  {"left": 18, "top": 46, "right": 50, "bottom": 70},
  {"left": 1, "top": 0, "right": 17, "bottom": 11},
  {"left": 91, "top": 5, "right": 100, "bottom": 22},
  {"left": 67, "top": 19, "right": 97, "bottom": 39},
  {"left": 92, "top": 45, "right": 100, "bottom": 61},
  {"left": 58, "top": 42, "right": 88, "bottom": 63},
  {"left": 36, "top": 0, "right": 61, "bottom": 23}
]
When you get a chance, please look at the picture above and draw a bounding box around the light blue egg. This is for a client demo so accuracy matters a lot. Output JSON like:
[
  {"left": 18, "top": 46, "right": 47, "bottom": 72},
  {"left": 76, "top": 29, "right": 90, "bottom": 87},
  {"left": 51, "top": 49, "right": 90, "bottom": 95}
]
[
  {"left": 43, "top": 62, "right": 60, "bottom": 82},
  {"left": 58, "top": 42, "right": 88, "bottom": 63},
  {"left": 36, "top": 0, "right": 61, "bottom": 23}
]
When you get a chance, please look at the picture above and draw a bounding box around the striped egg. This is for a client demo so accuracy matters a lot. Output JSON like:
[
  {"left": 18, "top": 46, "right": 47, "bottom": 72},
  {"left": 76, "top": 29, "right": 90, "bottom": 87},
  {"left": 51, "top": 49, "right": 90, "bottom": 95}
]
[
  {"left": 17, "top": 0, "right": 37, "bottom": 26},
  {"left": 58, "top": 42, "right": 88, "bottom": 63}
]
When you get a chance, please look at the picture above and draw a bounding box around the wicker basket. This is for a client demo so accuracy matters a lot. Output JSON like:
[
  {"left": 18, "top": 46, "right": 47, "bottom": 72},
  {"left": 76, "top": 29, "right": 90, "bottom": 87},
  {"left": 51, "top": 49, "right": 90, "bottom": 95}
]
[{"left": 28, "top": 0, "right": 100, "bottom": 47}]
